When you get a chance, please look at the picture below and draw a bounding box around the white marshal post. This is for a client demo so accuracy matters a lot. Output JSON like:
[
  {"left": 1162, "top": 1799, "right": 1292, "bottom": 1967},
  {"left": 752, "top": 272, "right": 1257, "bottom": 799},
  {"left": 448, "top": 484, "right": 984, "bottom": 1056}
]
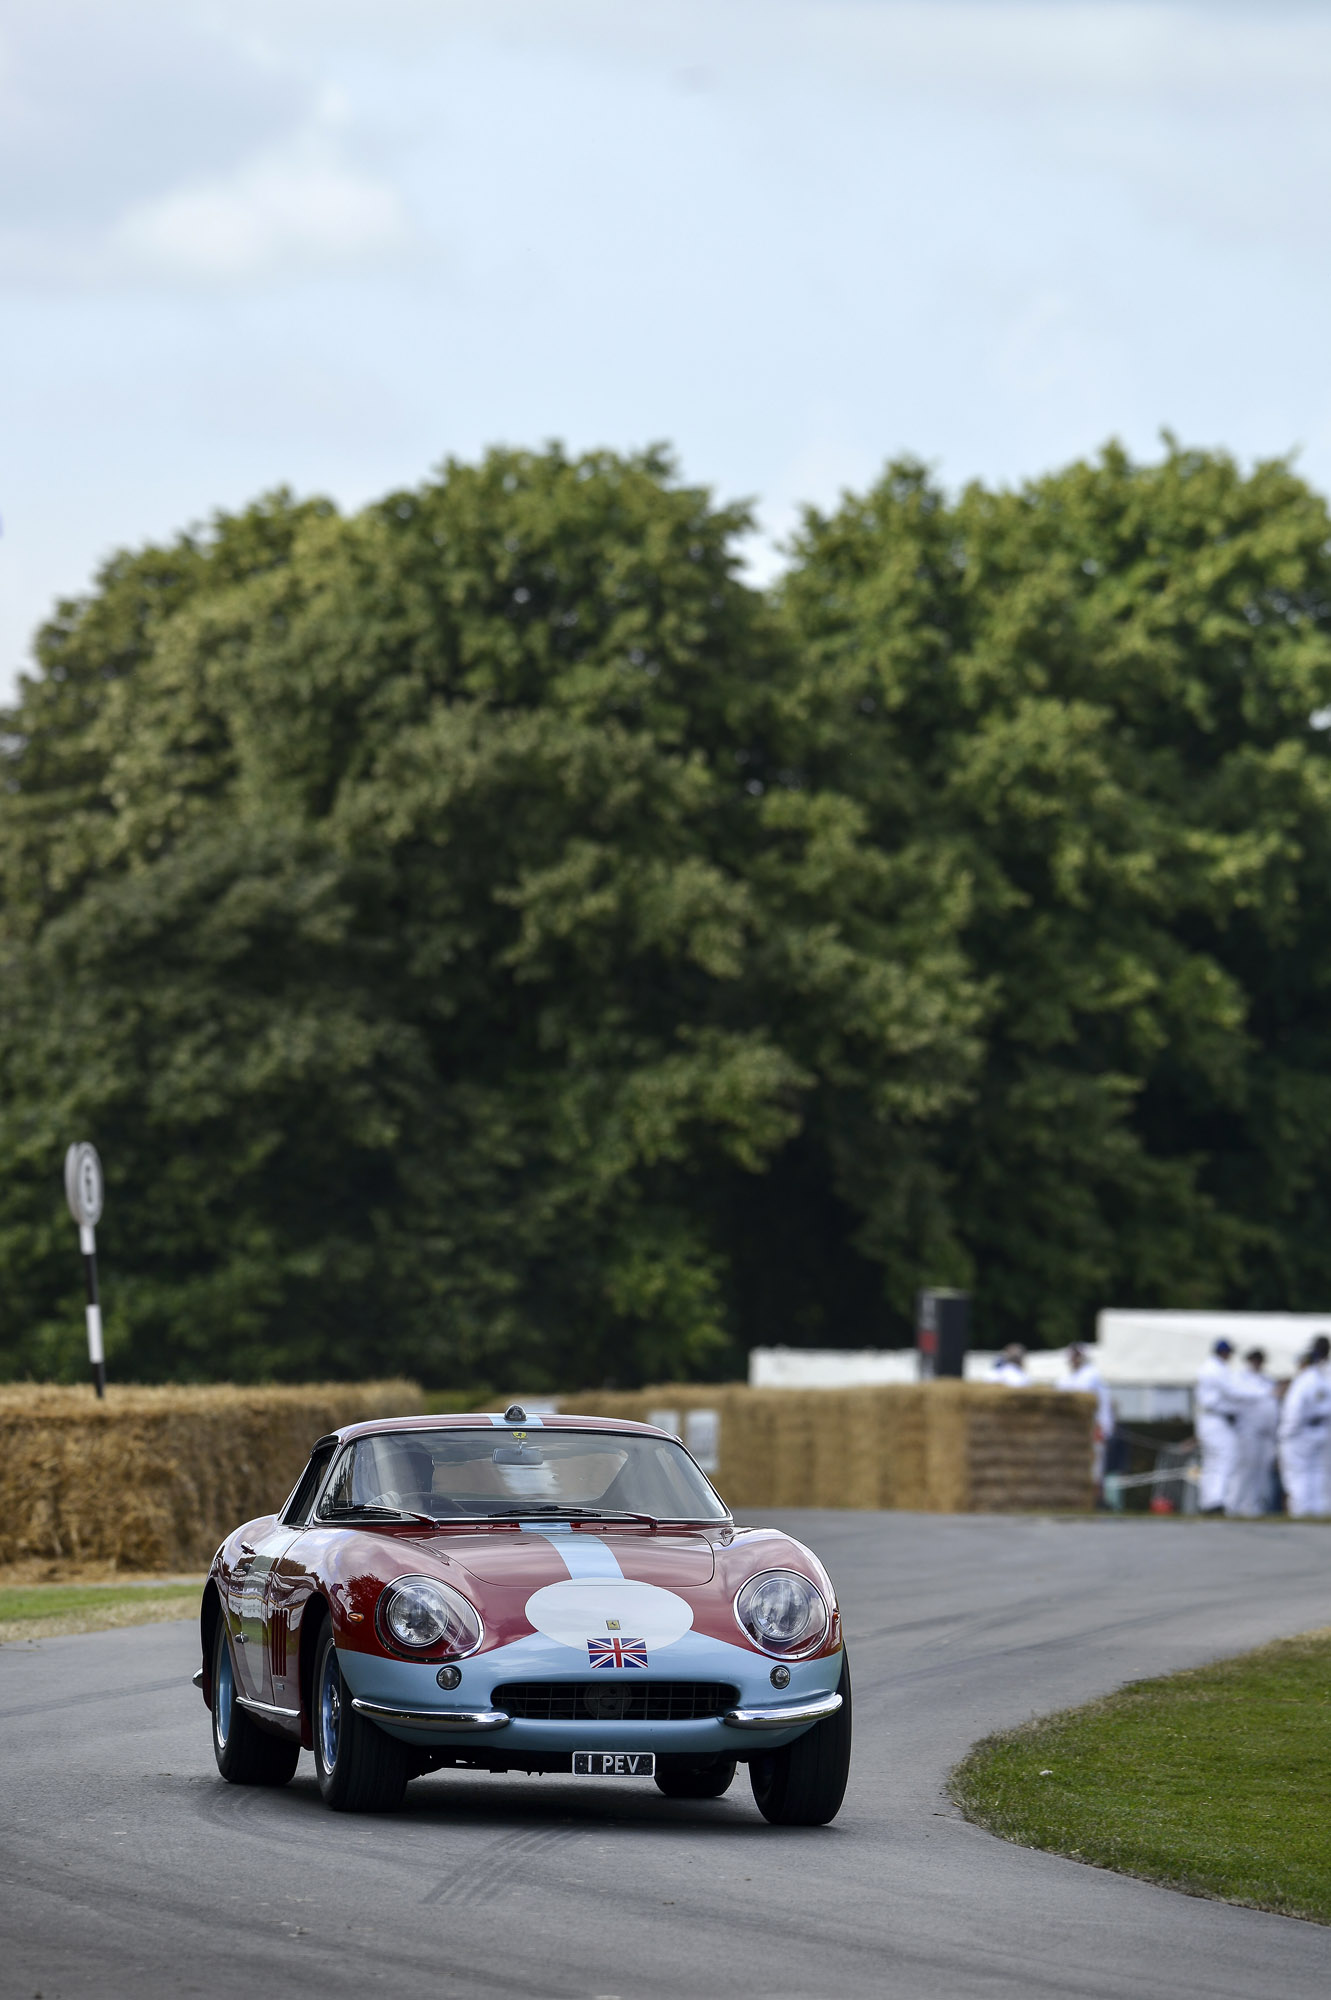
[{"left": 64, "top": 1142, "right": 106, "bottom": 1398}]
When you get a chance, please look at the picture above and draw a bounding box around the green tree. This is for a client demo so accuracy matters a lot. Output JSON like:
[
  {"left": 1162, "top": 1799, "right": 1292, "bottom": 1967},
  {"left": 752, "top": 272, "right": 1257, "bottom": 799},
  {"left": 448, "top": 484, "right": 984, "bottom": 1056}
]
[
  {"left": 782, "top": 441, "right": 1331, "bottom": 1344},
  {"left": 0, "top": 447, "right": 979, "bottom": 1385}
]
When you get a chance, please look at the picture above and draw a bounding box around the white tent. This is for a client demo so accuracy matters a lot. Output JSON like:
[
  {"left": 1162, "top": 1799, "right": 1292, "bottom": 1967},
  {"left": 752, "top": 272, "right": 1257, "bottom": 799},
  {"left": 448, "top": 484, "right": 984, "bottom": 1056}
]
[{"left": 1095, "top": 1310, "right": 1330, "bottom": 1385}]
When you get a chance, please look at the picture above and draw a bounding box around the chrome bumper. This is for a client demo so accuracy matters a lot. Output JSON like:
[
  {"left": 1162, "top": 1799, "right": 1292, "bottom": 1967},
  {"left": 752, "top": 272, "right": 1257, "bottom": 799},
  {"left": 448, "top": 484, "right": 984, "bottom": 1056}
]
[
  {"left": 722, "top": 1692, "right": 842, "bottom": 1730},
  {"left": 237, "top": 1694, "right": 301, "bottom": 1723},
  {"left": 350, "top": 1698, "right": 510, "bottom": 1732}
]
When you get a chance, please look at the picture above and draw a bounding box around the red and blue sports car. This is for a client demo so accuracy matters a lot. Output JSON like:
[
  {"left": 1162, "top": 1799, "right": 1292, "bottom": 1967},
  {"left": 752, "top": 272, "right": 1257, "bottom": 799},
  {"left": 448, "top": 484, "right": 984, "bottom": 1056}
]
[{"left": 197, "top": 1408, "right": 851, "bottom": 1824}]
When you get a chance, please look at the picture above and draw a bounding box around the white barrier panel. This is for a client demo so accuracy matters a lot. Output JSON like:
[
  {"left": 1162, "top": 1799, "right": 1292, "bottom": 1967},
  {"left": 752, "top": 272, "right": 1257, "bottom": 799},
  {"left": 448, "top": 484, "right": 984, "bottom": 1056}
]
[{"left": 749, "top": 1347, "right": 921, "bottom": 1387}]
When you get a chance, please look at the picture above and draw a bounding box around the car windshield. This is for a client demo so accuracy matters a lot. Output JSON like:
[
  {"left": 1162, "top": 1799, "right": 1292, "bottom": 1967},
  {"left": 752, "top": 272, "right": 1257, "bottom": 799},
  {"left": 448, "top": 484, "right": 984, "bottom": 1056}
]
[{"left": 316, "top": 1427, "right": 728, "bottom": 1523}]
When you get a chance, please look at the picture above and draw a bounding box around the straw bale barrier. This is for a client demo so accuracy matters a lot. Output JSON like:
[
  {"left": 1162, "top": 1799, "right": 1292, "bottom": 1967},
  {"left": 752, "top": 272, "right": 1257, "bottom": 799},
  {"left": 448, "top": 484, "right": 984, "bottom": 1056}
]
[
  {"left": 566, "top": 1381, "right": 1095, "bottom": 1513},
  {"left": 0, "top": 1376, "right": 1094, "bottom": 1577},
  {"left": 0, "top": 1381, "right": 420, "bottom": 1573}
]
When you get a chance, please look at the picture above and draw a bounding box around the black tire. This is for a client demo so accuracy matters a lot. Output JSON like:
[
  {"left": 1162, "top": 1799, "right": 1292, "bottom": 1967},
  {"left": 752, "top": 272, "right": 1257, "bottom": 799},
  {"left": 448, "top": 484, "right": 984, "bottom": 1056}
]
[
  {"left": 211, "top": 1618, "right": 300, "bottom": 1787},
  {"left": 749, "top": 1653, "right": 852, "bottom": 1827},
  {"left": 311, "top": 1623, "right": 409, "bottom": 1813},
  {"left": 653, "top": 1755, "right": 736, "bottom": 1800}
]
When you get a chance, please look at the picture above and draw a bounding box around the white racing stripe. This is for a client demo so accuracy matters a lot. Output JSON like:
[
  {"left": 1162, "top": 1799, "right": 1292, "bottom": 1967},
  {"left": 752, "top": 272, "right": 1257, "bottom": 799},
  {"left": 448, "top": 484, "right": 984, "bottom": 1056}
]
[
  {"left": 481, "top": 1416, "right": 622, "bottom": 1578},
  {"left": 520, "top": 1526, "right": 697, "bottom": 1659},
  {"left": 522, "top": 1528, "right": 624, "bottom": 1579}
]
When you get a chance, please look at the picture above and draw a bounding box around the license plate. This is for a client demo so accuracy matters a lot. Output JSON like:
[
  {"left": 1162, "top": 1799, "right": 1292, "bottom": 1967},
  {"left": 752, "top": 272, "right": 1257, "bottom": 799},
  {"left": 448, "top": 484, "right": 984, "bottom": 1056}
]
[{"left": 572, "top": 1751, "right": 656, "bottom": 1777}]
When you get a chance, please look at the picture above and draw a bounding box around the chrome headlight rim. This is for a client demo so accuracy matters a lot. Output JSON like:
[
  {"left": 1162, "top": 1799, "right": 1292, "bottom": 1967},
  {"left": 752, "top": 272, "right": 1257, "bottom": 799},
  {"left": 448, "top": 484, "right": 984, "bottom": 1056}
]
[
  {"left": 733, "top": 1567, "right": 831, "bottom": 1659},
  {"left": 375, "top": 1574, "right": 485, "bottom": 1660}
]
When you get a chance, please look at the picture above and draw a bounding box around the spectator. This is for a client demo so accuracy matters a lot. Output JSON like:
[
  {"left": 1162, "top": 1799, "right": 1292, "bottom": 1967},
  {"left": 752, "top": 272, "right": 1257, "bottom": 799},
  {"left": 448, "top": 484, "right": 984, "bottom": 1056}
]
[
  {"left": 1278, "top": 1335, "right": 1331, "bottom": 1517},
  {"left": 987, "top": 1343, "right": 1030, "bottom": 1386},
  {"left": 1225, "top": 1348, "right": 1279, "bottom": 1517},
  {"left": 1056, "top": 1342, "right": 1115, "bottom": 1493},
  {"left": 1195, "top": 1338, "right": 1242, "bottom": 1515}
]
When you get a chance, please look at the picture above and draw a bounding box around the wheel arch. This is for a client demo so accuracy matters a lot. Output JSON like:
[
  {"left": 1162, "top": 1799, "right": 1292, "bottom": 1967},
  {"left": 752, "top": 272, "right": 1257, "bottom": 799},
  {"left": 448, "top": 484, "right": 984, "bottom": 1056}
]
[
  {"left": 298, "top": 1592, "right": 333, "bottom": 1751},
  {"left": 199, "top": 1581, "right": 223, "bottom": 1708}
]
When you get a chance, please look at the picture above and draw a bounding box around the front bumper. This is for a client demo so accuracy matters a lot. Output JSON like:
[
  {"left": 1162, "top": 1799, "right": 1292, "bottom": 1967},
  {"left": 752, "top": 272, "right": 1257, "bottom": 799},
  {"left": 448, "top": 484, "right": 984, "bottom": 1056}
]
[
  {"left": 349, "top": 1688, "right": 842, "bottom": 1736},
  {"left": 335, "top": 1629, "right": 842, "bottom": 1756},
  {"left": 351, "top": 1699, "right": 509, "bottom": 1731},
  {"left": 723, "top": 1691, "right": 842, "bottom": 1729}
]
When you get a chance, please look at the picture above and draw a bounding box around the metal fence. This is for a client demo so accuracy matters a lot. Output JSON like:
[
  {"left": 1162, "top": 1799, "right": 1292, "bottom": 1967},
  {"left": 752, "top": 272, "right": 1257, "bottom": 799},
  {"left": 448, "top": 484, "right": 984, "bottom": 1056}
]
[{"left": 1103, "top": 1435, "right": 1200, "bottom": 1514}]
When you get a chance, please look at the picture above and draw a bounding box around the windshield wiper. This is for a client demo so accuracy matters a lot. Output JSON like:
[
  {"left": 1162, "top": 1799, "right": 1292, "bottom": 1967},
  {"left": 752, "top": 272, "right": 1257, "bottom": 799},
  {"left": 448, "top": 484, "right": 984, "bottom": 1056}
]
[
  {"left": 318, "top": 1503, "right": 437, "bottom": 1526},
  {"left": 477, "top": 1505, "right": 660, "bottom": 1530}
]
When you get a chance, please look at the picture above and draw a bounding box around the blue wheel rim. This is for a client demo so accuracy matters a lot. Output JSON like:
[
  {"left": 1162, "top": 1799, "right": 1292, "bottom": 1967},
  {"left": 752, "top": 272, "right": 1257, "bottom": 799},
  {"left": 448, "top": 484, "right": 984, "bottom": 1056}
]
[
  {"left": 319, "top": 1649, "right": 341, "bottom": 1773},
  {"left": 215, "top": 1634, "right": 233, "bottom": 1748}
]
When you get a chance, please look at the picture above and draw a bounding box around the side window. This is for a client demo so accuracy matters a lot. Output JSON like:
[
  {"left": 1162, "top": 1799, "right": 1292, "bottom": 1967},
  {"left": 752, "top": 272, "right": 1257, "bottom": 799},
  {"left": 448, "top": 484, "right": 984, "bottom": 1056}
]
[
  {"left": 281, "top": 1441, "right": 338, "bottom": 1526},
  {"left": 318, "top": 1445, "right": 357, "bottom": 1515}
]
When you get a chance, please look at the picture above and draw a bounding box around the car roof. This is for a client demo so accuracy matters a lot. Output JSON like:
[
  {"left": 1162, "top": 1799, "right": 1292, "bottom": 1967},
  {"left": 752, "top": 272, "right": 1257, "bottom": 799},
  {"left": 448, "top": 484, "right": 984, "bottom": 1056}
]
[{"left": 331, "top": 1411, "right": 674, "bottom": 1444}]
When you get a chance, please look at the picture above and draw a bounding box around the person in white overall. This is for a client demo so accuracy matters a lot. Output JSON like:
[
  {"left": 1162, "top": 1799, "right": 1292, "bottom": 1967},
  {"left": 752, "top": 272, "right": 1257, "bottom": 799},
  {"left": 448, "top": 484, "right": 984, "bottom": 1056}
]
[
  {"left": 1056, "top": 1343, "right": 1115, "bottom": 1493},
  {"left": 987, "top": 1344, "right": 1030, "bottom": 1386},
  {"left": 1278, "top": 1336, "right": 1331, "bottom": 1517},
  {"left": 1225, "top": 1348, "right": 1279, "bottom": 1517},
  {"left": 1195, "top": 1339, "right": 1243, "bottom": 1514}
]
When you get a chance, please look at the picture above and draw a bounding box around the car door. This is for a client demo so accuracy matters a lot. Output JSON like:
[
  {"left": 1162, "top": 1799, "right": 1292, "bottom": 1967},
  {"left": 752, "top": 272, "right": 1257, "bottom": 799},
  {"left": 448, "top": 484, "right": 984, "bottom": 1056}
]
[
  {"left": 260, "top": 1439, "right": 339, "bottom": 1717},
  {"left": 235, "top": 1522, "right": 300, "bottom": 1708}
]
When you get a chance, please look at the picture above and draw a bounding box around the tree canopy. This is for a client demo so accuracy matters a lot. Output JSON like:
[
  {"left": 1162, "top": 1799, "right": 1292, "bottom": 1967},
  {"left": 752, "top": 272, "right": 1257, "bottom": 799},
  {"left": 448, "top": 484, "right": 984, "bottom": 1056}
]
[
  {"left": 782, "top": 442, "right": 1331, "bottom": 1341},
  {"left": 0, "top": 446, "right": 976, "bottom": 1385},
  {"left": 3, "top": 439, "right": 1330, "bottom": 1386}
]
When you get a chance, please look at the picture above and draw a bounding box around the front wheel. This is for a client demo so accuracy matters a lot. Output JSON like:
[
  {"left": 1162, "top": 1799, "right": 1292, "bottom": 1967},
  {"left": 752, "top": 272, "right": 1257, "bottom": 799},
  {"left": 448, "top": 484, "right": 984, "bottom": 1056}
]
[
  {"left": 654, "top": 1755, "right": 736, "bottom": 1799},
  {"left": 211, "top": 1619, "right": 299, "bottom": 1787},
  {"left": 312, "top": 1623, "right": 409, "bottom": 1813},
  {"left": 750, "top": 1653, "right": 852, "bottom": 1827}
]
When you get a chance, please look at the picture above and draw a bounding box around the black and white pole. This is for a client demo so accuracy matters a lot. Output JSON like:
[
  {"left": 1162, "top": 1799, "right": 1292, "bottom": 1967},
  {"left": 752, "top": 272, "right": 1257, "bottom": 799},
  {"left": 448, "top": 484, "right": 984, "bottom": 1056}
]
[{"left": 64, "top": 1142, "right": 106, "bottom": 1399}]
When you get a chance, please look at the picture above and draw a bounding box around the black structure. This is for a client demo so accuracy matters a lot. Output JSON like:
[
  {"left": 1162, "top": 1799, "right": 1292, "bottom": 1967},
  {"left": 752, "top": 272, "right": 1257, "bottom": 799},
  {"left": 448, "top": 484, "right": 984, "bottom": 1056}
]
[{"left": 915, "top": 1288, "right": 970, "bottom": 1379}]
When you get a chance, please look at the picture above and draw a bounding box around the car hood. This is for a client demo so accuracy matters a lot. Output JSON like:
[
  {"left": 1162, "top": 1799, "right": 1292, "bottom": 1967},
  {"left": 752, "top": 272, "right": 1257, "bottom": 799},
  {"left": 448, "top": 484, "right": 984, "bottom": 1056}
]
[{"left": 402, "top": 1526, "right": 716, "bottom": 1588}]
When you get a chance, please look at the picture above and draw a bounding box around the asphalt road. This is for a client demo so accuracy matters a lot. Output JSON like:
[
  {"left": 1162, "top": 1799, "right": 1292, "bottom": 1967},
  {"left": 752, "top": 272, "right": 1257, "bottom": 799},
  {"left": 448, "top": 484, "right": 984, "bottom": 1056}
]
[{"left": 3, "top": 1512, "right": 1330, "bottom": 2000}]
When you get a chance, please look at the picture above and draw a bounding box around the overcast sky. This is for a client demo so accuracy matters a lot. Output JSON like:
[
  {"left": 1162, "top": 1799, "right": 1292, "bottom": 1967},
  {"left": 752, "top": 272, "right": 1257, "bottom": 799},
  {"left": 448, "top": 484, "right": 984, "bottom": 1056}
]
[{"left": 3, "top": 0, "right": 1329, "bottom": 699}]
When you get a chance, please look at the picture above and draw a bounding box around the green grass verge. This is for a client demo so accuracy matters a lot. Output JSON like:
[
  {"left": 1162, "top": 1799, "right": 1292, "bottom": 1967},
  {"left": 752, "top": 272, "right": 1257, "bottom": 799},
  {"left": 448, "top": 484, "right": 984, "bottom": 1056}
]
[
  {"left": 950, "top": 1630, "right": 1331, "bottom": 1924},
  {"left": 0, "top": 1582, "right": 199, "bottom": 1623},
  {"left": 0, "top": 1580, "right": 201, "bottom": 1644}
]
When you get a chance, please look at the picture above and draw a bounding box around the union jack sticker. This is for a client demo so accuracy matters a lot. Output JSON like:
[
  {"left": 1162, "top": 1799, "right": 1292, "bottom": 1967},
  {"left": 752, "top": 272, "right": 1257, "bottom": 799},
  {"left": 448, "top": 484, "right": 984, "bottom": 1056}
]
[{"left": 587, "top": 1636, "right": 648, "bottom": 1669}]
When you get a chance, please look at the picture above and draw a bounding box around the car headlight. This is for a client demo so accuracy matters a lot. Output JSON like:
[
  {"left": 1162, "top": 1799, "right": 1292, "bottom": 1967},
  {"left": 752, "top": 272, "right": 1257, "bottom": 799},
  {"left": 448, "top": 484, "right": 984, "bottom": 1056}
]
[
  {"left": 377, "top": 1576, "right": 483, "bottom": 1657},
  {"left": 735, "top": 1570, "right": 829, "bottom": 1657}
]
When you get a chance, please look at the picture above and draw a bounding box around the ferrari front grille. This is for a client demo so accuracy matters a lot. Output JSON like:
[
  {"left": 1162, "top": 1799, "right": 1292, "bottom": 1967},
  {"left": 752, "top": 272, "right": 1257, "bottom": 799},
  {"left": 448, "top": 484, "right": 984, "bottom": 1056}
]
[{"left": 491, "top": 1680, "right": 740, "bottom": 1723}]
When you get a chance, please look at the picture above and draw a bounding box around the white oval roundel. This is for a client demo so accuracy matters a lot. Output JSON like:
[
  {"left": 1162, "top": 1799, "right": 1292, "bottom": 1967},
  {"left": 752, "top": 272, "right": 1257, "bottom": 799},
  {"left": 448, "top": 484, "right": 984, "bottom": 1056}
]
[{"left": 525, "top": 1579, "right": 694, "bottom": 1652}]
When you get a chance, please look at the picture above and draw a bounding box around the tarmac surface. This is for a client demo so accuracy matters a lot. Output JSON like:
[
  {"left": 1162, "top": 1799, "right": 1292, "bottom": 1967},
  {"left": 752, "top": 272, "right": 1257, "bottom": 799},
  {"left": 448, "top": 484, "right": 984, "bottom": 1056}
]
[{"left": 3, "top": 1511, "right": 1330, "bottom": 1999}]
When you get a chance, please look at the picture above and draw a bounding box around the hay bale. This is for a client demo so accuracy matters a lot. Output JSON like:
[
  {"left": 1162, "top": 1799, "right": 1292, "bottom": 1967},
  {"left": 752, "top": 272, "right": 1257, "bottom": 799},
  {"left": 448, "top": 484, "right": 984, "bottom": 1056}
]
[
  {"left": 877, "top": 1387, "right": 929, "bottom": 1508},
  {"left": 0, "top": 1377, "right": 1093, "bottom": 1581},
  {"left": 0, "top": 1381, "right": 421, "bottom": 1573},
  {"left": 562, "top": 1380, "right": 1095, "bottom": 1513},
  {"left": 960, "top": 1384, "right": 1096, "bottom": 1512}
]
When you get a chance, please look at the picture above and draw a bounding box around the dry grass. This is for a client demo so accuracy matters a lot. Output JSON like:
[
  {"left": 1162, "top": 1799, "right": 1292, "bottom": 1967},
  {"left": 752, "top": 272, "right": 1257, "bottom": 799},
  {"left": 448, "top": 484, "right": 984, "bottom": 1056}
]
[
  {"left": 568, "top": 1380, "right": 1096, "bottom": 1513},
  {"left": 0, "top": 1377, "right": 1096, "bottom": 1586},
  {"left": 0, "top": 1379, "right": 421, "bottom": 1574}
]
